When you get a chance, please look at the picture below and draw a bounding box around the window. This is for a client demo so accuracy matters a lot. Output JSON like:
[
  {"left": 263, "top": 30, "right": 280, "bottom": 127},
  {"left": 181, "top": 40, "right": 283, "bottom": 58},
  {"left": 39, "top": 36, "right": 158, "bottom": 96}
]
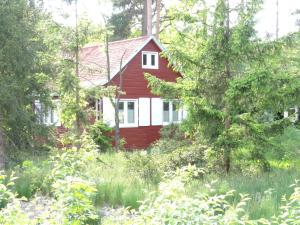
[
  {"left": 163, "top": 100, "right": 182, "bottom": 125},
  {"left": 172, "top": 102, "right": 179, "bottom": 122},
  {"left": 142, "top": 51, "right": 159, "bottom": 69},
  {"left": 95, "top": 99, "right": 102, "bottom": 120},
  {"left": 117, "top": 100, "right": 138, "bottom": 127},
  {"left": 35, "top": 100, "right": 60, "bottom": 126},
  {"left": 163, "top": 102, "right": 170, "bottom": 122}
]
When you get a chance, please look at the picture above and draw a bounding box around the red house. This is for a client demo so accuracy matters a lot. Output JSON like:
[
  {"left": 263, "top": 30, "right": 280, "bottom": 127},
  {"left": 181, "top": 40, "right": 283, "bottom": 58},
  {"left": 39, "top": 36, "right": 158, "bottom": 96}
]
[
  {"left": 79, "top": 35, "right": 186, "bottom": 149},
  {"left": 39, "top": 35, "right": 186, "bottom": 149}
]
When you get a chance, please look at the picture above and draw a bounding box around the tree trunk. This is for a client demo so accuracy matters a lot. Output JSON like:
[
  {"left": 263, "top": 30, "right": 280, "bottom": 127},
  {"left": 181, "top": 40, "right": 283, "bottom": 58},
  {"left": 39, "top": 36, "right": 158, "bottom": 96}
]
[
  {"left": 0, "top": 113, "right": 5, "bottom": 170},
  {"left": 142, "top": 0, "right": 148, "bottom": 35},
  {"left": 276, "top": 0, "right": 279, "bottom": 39},
  {"left": 156, "top": 0, "right": 161, "bottom": 38},
  {"left": 114, "top": 98, "right": 120, "bottom": 151},
  {"left": 74, "top": 0, "right": 81, "bottom": 141},
  {"left": 224, "top": 115, "right": 231, "bottom": 174},
  {"left": 223, "top": 0, "right": 231, "bottom": 174},
  {"left": 146, "top": 0, "right": 152, "bottom": 36}
]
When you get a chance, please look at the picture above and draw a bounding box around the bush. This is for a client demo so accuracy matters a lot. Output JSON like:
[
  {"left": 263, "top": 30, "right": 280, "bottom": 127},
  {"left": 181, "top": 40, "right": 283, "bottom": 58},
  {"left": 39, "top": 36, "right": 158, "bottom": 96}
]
[
  {"left": 53, "top": 177, "right": 100, "bottom": 225},
  {"left": 150, "top": 124, "right": 190, "bottom": 153},
  {"left": 13, "top": 160, "right": 51, "bottom": 198},
  {"left": 126, "top": 151, "right": 162, "bottom": 184},
  {"left": 0, "top": 172, "right": 17, "bottom": 209},
  {"left": 89, "top": 121, "right": 113, "bottom": 152},
  {"left": 159, "top": 143, "right": 209, "bottom": 173}
]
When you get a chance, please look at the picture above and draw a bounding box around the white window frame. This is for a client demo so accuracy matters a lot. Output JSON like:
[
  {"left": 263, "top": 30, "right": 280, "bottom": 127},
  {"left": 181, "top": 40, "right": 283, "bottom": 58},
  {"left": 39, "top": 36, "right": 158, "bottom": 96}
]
[
  {"left": 118, "top": 99, "right": 138, "bottom": 128},
  {"left": 95, "top": 99, "right": 102, "bottom": 120},
  {"left": 162, "top": 100, "right": 183, "bottom": 125},
  {"left": 35, "top": 99, "right": 61, "bottom": 126},
  {"left": 142, "top": 51, "right": 159, "bottom": 69}
]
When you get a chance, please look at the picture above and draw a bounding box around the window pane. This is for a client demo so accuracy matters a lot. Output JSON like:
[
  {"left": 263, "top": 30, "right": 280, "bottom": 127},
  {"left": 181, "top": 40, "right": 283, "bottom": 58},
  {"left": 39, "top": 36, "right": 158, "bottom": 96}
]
[
  {"left": 143, "top": 53, "right": 147, "bottom": 66},
  {"left": 151, "top": 54, "right": 156, "bottom": 66},
  {"left": 118, "top": 102, "right": 124, "bottom": 124},
  {"left": 127, "top": 102, "right": 135, "bottom": 123},
  {"left": 172, "top": 103, "right": 179, "bottom": 122},
  {"left": 163, "top": 102, "right": 170, "bottom": 122}
]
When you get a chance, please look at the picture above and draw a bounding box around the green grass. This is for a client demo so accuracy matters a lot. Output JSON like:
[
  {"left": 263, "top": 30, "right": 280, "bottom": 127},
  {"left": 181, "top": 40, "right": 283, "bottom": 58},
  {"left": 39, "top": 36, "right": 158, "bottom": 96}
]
[
  {"left": 8, "top": 144, "right": 300, "bottom": 219},
  {"left": 184, "top": 168, "right": 300, "bottom": 219},
  {"left": 86, "top": 152, "right": 156, "bottom": 209}
]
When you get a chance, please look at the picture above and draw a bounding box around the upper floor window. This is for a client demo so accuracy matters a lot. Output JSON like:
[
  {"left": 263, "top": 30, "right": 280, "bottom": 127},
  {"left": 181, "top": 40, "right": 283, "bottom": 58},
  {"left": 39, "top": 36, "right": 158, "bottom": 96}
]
[
  {"left": 118, "top": 100, "right": 138, "bottom": 127},
  {"left": 142, "top": 51, "right": 159, "bottom": 69}
]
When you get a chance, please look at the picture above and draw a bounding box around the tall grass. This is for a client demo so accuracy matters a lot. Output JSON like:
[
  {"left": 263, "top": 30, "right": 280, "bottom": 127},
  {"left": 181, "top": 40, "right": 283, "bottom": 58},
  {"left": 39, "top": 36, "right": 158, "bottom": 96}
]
[
  {"left": 86, "top": 152, "right": 156, "bottom": 209},
  {"left": 8, "top": 146, "right": 300, "bottom": 218},
  {"left": 185, "top": 169, "right": 300, "bottom": 219}
]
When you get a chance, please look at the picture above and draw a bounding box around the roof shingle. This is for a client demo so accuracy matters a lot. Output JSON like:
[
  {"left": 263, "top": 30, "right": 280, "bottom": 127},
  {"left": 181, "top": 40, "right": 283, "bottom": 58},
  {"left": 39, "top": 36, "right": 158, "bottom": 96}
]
[{"left": 79, "top": 36, "right": 150, "bottom": 88}]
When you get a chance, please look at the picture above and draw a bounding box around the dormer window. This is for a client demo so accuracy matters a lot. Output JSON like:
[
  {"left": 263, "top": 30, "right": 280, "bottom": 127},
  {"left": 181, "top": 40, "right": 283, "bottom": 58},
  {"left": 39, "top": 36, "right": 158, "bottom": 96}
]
[{"left": 142, "top": 51, "right": 159, "bottom": 69}]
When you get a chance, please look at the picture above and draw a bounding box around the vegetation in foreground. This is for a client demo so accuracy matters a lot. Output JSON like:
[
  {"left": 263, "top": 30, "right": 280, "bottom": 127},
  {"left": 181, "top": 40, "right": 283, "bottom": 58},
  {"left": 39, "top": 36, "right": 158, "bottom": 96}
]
[{"left": 0, "top": 125, "right": 300, "bottom": 224}]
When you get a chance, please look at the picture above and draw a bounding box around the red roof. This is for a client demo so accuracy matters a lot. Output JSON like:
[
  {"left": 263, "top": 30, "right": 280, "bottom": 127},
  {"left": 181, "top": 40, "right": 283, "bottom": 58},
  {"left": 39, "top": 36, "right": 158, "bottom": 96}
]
[{"left": 79, "top": 36, "right": 154, "bottom": 88}]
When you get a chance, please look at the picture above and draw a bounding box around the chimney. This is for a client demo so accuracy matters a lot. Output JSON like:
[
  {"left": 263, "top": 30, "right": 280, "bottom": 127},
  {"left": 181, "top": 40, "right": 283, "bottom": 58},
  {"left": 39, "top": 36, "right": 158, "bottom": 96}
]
[{"left": 146, "top": 0, "right": 152, "bottom": 36}]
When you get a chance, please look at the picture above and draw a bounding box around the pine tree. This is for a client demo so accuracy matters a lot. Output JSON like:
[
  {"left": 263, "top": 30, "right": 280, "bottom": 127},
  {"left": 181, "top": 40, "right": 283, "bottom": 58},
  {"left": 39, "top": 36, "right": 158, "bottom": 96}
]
[
  {"left": 0, "top": 0, "right": 56, "bottom": 168},
  {"left": 146, "top": 0, "right": 300, "bottom": 173}
]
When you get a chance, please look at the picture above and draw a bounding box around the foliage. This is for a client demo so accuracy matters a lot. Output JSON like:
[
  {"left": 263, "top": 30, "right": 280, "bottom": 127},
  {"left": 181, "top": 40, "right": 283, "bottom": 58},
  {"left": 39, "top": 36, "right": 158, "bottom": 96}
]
[
  {"left": 0, "top": 199, "right": 35, "bottom": 225},
  {"left": 146, "top": 0, "right": 300, "bottom": 173},
  {"left": 269, "top": 127, "right": 300, "bottom": 161},
  {"left": 126, "top": 151, "right": 162, "bottom": 184},
  {"left": 53, "top": 177, "right": 100, "bottom": 225},
  {"left": 108, "top": 0, "right": 157, "bottom": 40},
  {"left": 89, "top": 121, "right": 113, "bottom": 152},
  {"left": 0, "top": 172, "right": 17, "bottom": 209},
  {"left": 106, "top": 167, "right": 254, "bottom": 224},
  {"left": 13, "top": 160, "right": 51, "bottom": 198},
  {"left": 158, "top": 143, "right": 209, "bottom": 173},
  {"left": 0, "top": 0, "right": 56, "bottom": 157}
]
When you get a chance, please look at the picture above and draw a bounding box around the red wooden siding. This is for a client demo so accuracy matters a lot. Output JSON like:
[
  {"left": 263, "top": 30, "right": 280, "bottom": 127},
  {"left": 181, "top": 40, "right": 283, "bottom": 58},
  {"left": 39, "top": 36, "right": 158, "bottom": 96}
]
[
  {"left": 109, "top": 39, "right": 180, "bottom": 98},
  {"left": 120, "top": 126, "right": 162, "bottom": 149},
  {"left": 109, "top": 39, "right": 180, "bottom": 149}
]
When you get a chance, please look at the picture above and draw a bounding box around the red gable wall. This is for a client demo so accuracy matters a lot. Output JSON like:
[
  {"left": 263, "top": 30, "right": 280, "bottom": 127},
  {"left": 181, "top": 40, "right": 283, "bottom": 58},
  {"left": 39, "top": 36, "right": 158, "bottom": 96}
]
[
  {"left": 108, "top": 39, "right": 181, "bottom": 149},
  {"left": 109, "top": 39, "right": 180, "bottom": 97}
]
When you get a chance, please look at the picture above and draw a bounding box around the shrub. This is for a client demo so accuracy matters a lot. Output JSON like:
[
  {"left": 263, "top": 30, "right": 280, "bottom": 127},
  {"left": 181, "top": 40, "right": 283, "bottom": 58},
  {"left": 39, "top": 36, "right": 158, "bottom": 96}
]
[
  {"left": 159, "top": 143, "right": 209, "bottom": 173},
  {"left": 126, "top": 151, "right": 162, "bottom": 184},
  {"left": 150, "top": 124, "right": 190, "bottom": 153},
  {"left": 89, "top": 121, "right": 113, "bottom": 152},
  {"left": 53, "top": 177, "right": 100, "bottom": 225},
  {"left": 13, "top": 160, "right": 51, "bottom": 198},
  {"left": 0, "top": 172, "right": 17, "bottom": 209}
]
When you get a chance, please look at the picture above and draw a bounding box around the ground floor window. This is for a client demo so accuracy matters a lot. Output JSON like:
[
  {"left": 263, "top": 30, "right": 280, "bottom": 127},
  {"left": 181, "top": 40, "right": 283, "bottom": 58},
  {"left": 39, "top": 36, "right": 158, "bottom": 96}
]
[
  {"left": 118, "top": 99, "right": 138, "bottom": 127},
  {"left": 163, "top": 100, "right": 181, "bottom": 125},
  {"left": 35, "top": 100, "right": 60, "bottom": 126}
]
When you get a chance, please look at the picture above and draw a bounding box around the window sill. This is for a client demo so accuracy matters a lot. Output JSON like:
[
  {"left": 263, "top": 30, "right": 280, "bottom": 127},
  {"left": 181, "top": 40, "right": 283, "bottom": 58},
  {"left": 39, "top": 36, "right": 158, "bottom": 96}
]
[
  {"left": 119, "top": 123, "right": 138, "bottom": 128},
  {"left": 142, "top": 66, "right": 159, "bottom": 70},
  {"left": 162, "top": 121, "right": 181, "bottom": 126}
]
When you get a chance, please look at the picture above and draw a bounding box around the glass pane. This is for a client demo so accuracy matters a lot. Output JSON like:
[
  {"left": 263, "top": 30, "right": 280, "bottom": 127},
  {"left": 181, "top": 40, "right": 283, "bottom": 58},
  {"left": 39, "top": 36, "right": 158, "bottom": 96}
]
[
  {"left": 172, "top": 103, "right": 179, "bottom": 122},
  {"left": 151, "top": 54, "right": 156, "bottom": 66},
  {"left": 163, "top": 102, "right": 170, "bottom": 122},
  {"left": 143, "top": 53, "right": 147, "bottom": 66},
  {"left": 118, "top": 102, "right": 124, "bottom": 124},
  {"left": 127, "top": 102, "right": 135, "bottom": 123},
  {"left": 50, "top": 109, "right": 54, "bottom": 124}
]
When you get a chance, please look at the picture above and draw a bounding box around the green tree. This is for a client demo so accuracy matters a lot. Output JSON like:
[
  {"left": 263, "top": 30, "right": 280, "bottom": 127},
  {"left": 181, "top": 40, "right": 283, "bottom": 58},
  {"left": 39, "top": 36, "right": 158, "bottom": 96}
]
[
  {"left": 0, "top": 0, "right": 56, "bottom": 168},
  {"left": 108, "top": 0, "right": 163, "bottom": 40},
  {"left": 146, "top": 0, "right": 300, "bottom": 173}
]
